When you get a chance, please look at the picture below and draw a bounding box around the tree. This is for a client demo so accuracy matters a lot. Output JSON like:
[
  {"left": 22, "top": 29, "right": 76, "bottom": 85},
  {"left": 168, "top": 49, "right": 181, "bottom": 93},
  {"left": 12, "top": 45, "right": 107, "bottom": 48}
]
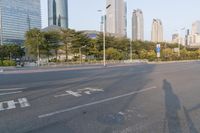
[
  {"left": 60, "top": 29, "right": 76, "bottom": 62},
  {"left": 71, "top": 31, "right": 90, "bottom": 55},
  {"left": 139, "top": 49, "right": 148, "bottom": 59},
  {"left": 25, "top": 28, "right": 45, "bottom": 62},
  {"left": 44, "top": 31, "right": 61, "bottom": 61},
  {"left": 147, "top": 50, "right": 156, "bottom": 61},
  {"left": 106, "top": 48, "right": 123, "bottom": 60}
]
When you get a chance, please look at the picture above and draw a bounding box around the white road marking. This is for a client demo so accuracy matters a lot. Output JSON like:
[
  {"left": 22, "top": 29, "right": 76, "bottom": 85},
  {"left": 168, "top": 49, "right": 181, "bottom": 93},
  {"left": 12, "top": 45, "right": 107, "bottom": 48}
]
[
  {"left": 78, "top": 88, "right": 104, "bottom": 92},
  {"left": 66, "top": 91, "right": 82, "bottom": 97},
  {"left": 54, "top": 93, "right": 70, "bottom": 98},
  {"left": 39, "top": 86, "right": 156, "bottom": 118},
  {"left": 54, "top": 87, "right": 104, "bottom": 98},
  {"left": 0, "top": 98, "right": 30, "bottom": 111},
  {"left": 84, "top": 91, "right": 91, "bottom": 95},
  {"left": 0, "top": 88, "right": 26, "bottom": 91},
  {"left": 0, "top": 91, "right": 22, "bottom": 96}
]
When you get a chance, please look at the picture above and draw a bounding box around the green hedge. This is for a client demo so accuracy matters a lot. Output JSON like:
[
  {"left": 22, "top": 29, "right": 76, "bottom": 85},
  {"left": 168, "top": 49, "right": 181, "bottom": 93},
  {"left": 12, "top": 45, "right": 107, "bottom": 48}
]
[{"left": 0, "top": 60, "right": 16, "bottom": 66}]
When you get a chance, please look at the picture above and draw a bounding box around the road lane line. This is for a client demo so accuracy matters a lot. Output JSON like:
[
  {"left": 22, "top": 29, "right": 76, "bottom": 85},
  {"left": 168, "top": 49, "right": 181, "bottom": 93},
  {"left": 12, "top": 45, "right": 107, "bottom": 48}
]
[
  {"left": 54, "top": 93, "right": 70, "bottom": 98},
  {"left": 0, "top": 91, "right": 22, "bottom": 96},
  {"left": 38, "top": 86, "right": 156, "bottom": 118},
  {"left": 0, "top": 88, "right": 26, "bottom": 91}
]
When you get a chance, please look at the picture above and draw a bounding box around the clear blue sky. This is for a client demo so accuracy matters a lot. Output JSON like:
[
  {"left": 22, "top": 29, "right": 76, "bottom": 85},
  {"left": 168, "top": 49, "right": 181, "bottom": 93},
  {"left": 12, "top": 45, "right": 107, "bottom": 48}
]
[{"left": 41, "top": 0, "right": 200, "bottom": 41}]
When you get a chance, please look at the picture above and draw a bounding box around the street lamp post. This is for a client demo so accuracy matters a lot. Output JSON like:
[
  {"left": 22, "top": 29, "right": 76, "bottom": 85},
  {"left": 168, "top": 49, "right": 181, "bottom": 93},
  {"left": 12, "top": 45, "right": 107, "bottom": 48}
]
[
  {"left": 0, "top": 8, "right": 3, "bottom": 46},
  {"left": 130, "top": 39, "right": 133, "bottom": 62},
  {"left": 98, "top": 4, "right": 111, "bottom": 67},
  {"left": 103, "top": 17, "right": 106, "bottom": 67},
  {"left": 178, "top": 27, "right": 185, "bottom": 57}
]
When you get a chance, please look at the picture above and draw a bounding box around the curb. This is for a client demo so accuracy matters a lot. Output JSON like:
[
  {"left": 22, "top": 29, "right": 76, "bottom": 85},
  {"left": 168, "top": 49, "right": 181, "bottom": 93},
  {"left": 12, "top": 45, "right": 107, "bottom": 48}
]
[{"left": 0, "top": 69, "right": 3, "bottom": 73}]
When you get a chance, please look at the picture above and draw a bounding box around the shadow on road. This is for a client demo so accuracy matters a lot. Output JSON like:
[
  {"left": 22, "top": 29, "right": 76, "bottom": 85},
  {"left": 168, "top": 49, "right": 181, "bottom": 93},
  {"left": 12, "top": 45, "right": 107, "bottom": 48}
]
[
  {"left": 163, "top": 79, "right": 182, "bottom": 133},
  {"left": 183, "top": 106, "right": 199, "bottom": 133}
]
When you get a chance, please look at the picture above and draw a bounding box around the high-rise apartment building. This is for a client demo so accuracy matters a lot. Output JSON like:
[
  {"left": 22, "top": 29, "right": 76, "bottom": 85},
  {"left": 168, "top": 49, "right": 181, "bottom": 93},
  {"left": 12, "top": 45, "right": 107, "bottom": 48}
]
[
  {"left": 132, "top": 9, "right": 144, "bottom": 41},
  {"left": 0, "top": 0, "right": 41, "bottom": 45},
  {"left": 48, "top": 0, "right": 68, "bottom": 28},
  {"left": 151, "top": 19, "right": 163, "bottom": 42},
  {"left": 186, "top": 21, "right": 200, "bottom": 46},
  {"left": 106, "top": 0, "right": 127, "bottom": 37},
  {"left": 192, "top": 21, "right": 200, "bottom": 35}
]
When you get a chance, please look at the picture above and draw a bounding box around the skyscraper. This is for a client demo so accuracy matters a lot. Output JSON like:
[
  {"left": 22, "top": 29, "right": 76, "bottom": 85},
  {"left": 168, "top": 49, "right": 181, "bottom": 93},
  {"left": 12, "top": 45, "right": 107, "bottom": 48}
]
[
  {"left": 0, "top": 0, "right": 41, "bottom": 45},
  {"left": 151, "top": 19, "right": 163, "bottom": 42},
  {"left": 48, "top": 0, "right": 68, "bottom": 28},
  {"left": 106, "top": 0, "right": 127, "bottom": 37},
  {"left": 192, "top": 21, "right": 200, "bottom": 35},
  {"left": 132, "top": 9, "right": 144, "bottom": 41}
]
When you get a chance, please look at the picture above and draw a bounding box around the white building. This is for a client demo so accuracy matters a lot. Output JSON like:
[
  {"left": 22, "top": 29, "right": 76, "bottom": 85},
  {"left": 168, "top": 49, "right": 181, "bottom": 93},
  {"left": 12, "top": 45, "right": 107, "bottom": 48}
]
[
  {"left": 172, "top": 33, "right": 185, "bottom": 45},
  {"left": 187, "top": 34, "right": 200, "bottom": 46},
  {"left": 132, "top": 9, "right": 144, "bottom": 41},
  {"left": 106, "top": 0, "right": 127, "bottom": 37},
  {"left": 185, "top": 21, "right": 200, "bottom": 46},
  {"left": 151, "top": 19, "right": 163, "bottom": 42},
  {"left": 192, "top": 21, "right": 200, "bottom": 35}
]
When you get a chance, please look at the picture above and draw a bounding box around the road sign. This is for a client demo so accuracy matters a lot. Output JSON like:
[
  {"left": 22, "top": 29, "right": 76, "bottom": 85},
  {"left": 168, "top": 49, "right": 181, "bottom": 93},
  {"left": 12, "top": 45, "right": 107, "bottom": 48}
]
[{"left": 156, "top": 44, "right": 161, "bottom": 58}]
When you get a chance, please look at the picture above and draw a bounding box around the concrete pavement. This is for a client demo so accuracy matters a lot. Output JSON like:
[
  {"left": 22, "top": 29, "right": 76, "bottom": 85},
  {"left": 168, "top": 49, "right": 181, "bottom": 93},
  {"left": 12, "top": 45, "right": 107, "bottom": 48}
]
[{"left": 0, "top": 62, "right": 200, "bottom": 133}]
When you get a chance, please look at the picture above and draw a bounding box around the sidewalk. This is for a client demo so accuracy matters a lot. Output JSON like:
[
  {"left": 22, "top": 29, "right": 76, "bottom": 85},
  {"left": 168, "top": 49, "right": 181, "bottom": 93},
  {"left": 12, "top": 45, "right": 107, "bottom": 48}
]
[{"left": 0, "top": 62, "right": 146, "bottom": 74}]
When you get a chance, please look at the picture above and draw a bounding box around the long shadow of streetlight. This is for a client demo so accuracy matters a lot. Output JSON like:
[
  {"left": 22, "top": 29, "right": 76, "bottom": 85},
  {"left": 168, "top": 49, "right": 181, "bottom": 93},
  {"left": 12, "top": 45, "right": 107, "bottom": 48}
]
[{"left": 163, "top": 79, "right": 182, "bottom": 133}]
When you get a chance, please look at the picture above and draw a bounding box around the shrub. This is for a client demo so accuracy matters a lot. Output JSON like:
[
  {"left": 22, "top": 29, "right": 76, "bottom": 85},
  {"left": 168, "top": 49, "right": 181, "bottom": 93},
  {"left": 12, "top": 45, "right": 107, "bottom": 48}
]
[{"left": 2, "top": 60, "right": 16, "bottom": 66}]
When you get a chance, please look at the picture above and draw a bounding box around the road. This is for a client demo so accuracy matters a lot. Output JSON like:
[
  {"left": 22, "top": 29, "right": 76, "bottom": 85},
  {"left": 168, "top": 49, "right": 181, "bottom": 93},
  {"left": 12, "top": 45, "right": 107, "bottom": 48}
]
[{"left": 0, "top": 62, "right": 200, "bottom": 133}]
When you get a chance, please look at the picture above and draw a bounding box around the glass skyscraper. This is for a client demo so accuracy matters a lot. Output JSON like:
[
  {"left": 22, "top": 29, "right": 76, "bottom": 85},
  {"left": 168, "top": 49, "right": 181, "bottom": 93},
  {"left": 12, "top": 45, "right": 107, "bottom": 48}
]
[
  {"left": 48, "top": 0, "right": 68, "bottom": 28},
  {"left": 0, "top": 0, "right": 41, "bottom": 45},
  {"left": 106, "top": 0, "right": 127, "bottom": 37}
]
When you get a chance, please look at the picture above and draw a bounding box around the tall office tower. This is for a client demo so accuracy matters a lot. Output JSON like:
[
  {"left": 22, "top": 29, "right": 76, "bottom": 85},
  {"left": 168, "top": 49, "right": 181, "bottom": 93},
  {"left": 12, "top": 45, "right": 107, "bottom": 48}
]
[
  {"left": 106, "top": 0, "right": 127, "bottom": 37},
  {"left": 132, "top": 9, "right": 144, "bottom": 41},
  {"left": 172, "top": 33, "right": 179, "bottom": 43},
  {"left": 0, "top": 0, "right": 41, "bottom": 45},
  {"left": 151, "top": 19, "right": 163, "bottom": 42},
  {"left": 192, "top": 21, "right": 200, "bottom": 35},
  {"left": 48, "top": 0, "right": 68, "bottom": 28}
]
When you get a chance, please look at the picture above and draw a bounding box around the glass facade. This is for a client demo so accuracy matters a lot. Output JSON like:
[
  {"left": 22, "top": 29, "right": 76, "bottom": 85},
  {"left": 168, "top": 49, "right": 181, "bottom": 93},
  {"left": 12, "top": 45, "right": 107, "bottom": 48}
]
[
  {"left": 48, "top": 0, "right": 68, "bottom": 28},
  {"left": 0, "top": 0, "right": 41, "bottom": 45}
]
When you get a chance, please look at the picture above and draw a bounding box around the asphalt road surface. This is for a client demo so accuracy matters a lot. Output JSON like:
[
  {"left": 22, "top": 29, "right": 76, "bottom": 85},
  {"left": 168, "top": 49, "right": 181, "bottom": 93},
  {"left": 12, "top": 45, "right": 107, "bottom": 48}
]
[{"left": 1, "top": 62, "right": 200, "bottom": 133}]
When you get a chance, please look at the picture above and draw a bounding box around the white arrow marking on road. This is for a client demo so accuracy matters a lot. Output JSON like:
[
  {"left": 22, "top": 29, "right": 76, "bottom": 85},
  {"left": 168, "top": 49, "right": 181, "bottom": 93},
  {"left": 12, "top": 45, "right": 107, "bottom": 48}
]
[
  {"left": 39, "top": 86, "right": 156, "bottom": 118},
  {"left": 0, "top": 98, "right": 30, "bottom": 111},
  {"left": 66, "top": 91, "right": 82, "bottom": 97},
  {"left": 54, "top": 93, "right": 70, "bottom": 98},
  {"left": 84, "top": 91, "right": 91, "bottom": 95},
  {"left": 78, "top": 88, "right": 104, "bottom": 92},
  {"left": 54, "top": 88, "right": 104, "bottom": 98}
]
